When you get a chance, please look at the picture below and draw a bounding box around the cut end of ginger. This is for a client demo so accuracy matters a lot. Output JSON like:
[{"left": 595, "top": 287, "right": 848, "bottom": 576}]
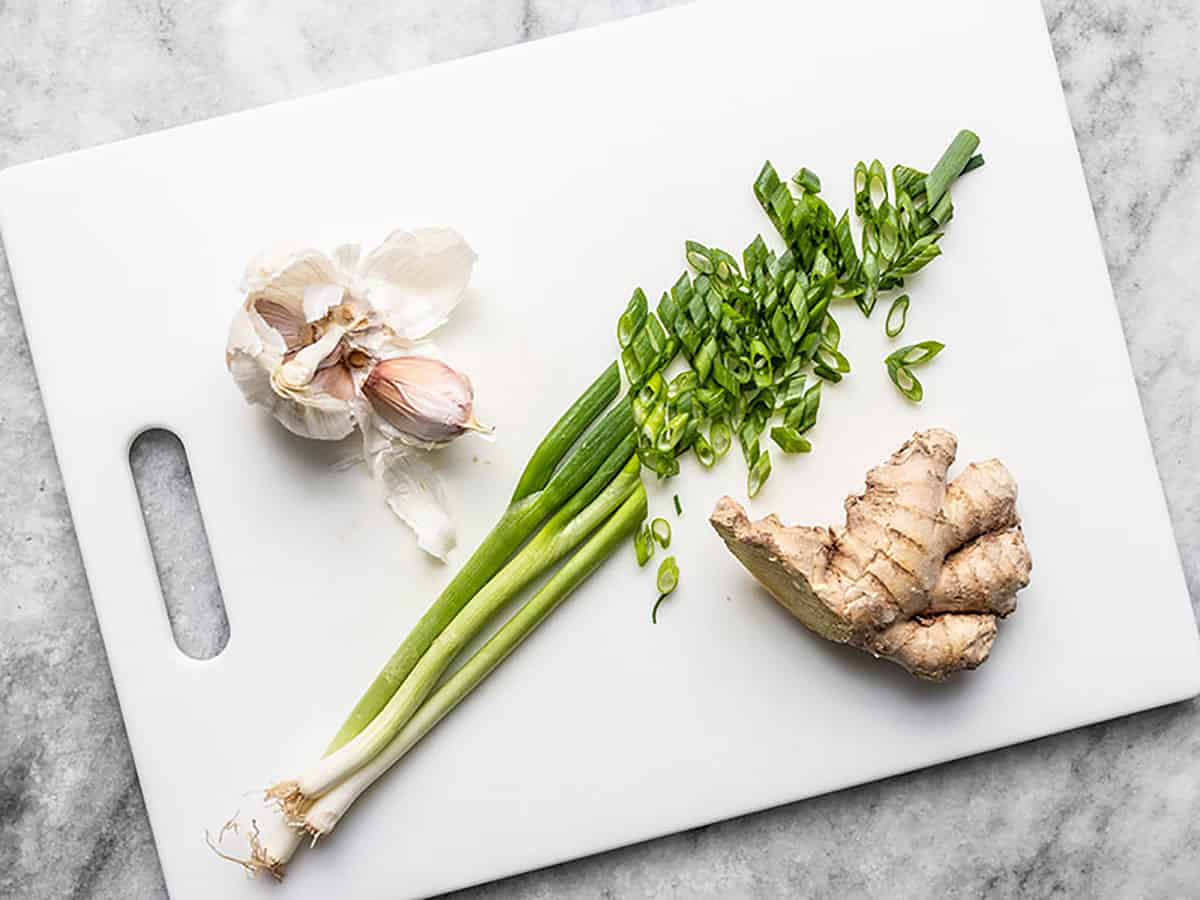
[{"left": 710, "top": 428, "right": 1031, "bottom": 681}]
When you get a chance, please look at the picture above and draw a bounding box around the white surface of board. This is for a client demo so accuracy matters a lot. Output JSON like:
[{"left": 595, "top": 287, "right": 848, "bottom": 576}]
[{"left": 2, "top": 0, "right": 1198, "bottom": 897}]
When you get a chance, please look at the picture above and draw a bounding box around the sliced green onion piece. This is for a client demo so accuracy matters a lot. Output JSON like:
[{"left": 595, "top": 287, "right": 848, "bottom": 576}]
[
  {"left": 693, "top": 433, "right": 716, "bottom": 468},
  {"left": 887, "top": 340, "right": 945, "bottom": 367},
  {"left": 655, "top": 412, "right": 690, "bottom": 453},
  {"left": 652, "top": 556, "right": 680, "bottom": 623},
  {"left": 618, "top": 289, "right": 648, "bottom": 349},
  {"left": 961, "top": 153, "right": 985, "bottom": 175},
  {"left": 885, "top": 294, "right": 910, "bottom": 338},
  {"left": 667, "top": 370, "right": 700, "bottom": 402},
  {"left": 886, "top": 360, "right": 924, "bottom": 402},
  {"left": 925, "top": 129, "right": 980, "bottom": 210},
  {"left": 686, "top": 240, "right": 715, "bottom": 274},
  {"left": 747, "top": 449, "right": 772, "bottom": 498},
  {"left": 650, "top": 517, "right": 671, "bottom": 549},
  {"left": 815, "top": 344, "right": 851, "bottom": 374},
  {"left": 640, "top": 402, "right": 666, "bottom": 444},
  {"left": 793, "top": 167, "right": 821, "bottom": 194},
  {"left": 637, "top": 446, "right": 680, "bottom": 479},
  {"left": 673, "top": 494, "right": 682, "bottom": 516},
  {"left": 770, "top": 426, "right": 812, "bottom": 454},
  {"left": 637, "top": 372, "right": 665, "bottom": 409},
  {"left": 634, "top": 524, "right": 654, "bottom": 566},
  {"left": 821, "top": 314, "right": 841, "bottom": 351},
  {"left": 710, "top": 420, "right": 732, "bottom": 458},
  {"left": 813, "top": 364, "right": 843, "bottom": 383}
]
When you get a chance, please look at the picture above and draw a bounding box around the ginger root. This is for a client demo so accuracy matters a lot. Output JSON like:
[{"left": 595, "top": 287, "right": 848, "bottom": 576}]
[{"left": 710, "top": 428, "right": 1031, "bottom": 680}]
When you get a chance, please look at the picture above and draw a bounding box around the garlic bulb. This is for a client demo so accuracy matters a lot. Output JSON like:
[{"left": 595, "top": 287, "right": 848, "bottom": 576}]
[{"left": 225, "top": 228, "right": 484, "bottom": 560}]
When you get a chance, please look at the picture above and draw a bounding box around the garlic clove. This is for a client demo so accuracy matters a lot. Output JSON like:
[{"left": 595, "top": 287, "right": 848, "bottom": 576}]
[
  {"left": 362, "top": 355, "right": 485, "bottom": 448},
  {"left": 357, "top": 227, "right": 477, "bottom": 340},
  {"left": 252, "top": 298, "right": 310, "bottom": 351},
  {"left": 310, "top": 361, "right": 356, "bottom": 402}
]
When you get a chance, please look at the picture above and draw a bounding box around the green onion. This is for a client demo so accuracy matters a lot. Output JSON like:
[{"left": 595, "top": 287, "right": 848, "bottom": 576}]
[
  {"left": 710, "top": 420, "right": 732, "bottom": 457},
  {"left": 885, "top": 341, "right": 944, "bottom": 402},
  {"left": 299, "top": 455, "right": 644, "bottom": 799},
  {"left": 510, "top": 363, "right": 620, "bottom": 504},
  {"left": 634, "top": 523, "right": 654, "bottom": 566},
  {"left": 693, "top": 433, "right": 716, "bottom": 468},
  {"left": 886, "top": 360, "right": 925, "bottom": 402},
  {"left": 302, "top": 485, "right": 648, "bottom": 838},
  {"left": 925, "top": 129, "right": 980, "bottom": 210},
  {"left": 888, "top": 340, "right": 945, "bottom": 367},
  {"left": 770, "top": 426, "right": 812, "bottom": 454},
  {"left": 652, "top": 556, "right": 680, "bottom": 624},
  {"left": 793, "top": 167, "right": 821, "bottom": 194},
  {"left": 747, "top": 449, "right": 772, "bottom": 498},
  {"left": 655, "top": 412, "right": 690, "bottom": 453},
  {"left": 961, "top": 153, "right": 985, "bottom": 175},
  {"left": 617, "top": 289, "right": 649, "bottom": 349},
  {"left": 637, "top": 446, "right": 680, "bottom": 479},
  {"left": 885, "top": 294, "right": 910, "bottom": 338},
  {"left": 651, "top": 517, "right": 671, "bottom": 548},
  {"left": 673, "top": 494, "right": 682, "bottom": 516}
]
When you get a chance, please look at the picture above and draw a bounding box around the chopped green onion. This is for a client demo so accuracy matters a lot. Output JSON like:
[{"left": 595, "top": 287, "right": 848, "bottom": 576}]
[
  {"left": 885, "top": 294, "right": 910, "bottom": 338},
  {"left": 884, "top": 341, "right": 943, "bottom": 402},
  {"left": 634, "top": 524, "right": 654, "bottom": 566},
  {"left": 770, "top": 426, "right": 812, "bottom": 454},
  {"left": 618, "top": 289, "right": 649, "bottom": 349},
  {"left": 925, "top": 129, "right": 980, "bottom": 210},
  {"left": 637, "top": 446, "right": 680, "bottom": 479},
  {"left": 886, "top": 360, "right": 924, "bottom": 402},
  {"left": 961, "top": 153, "right": 985, "bottom": 175},
  {"left": 887, "top": 340, "right": 945, "bottom": 367},
  {"left": 651, "top": 517, "right": 671, "bottom": 549},
  {"left": 793, "top": 167, "right": 822, "bottom": 194},
  {"left": 655, "top": 412, "right": 690, "bottom": 453},
  {"left": 747, "top": 449, "right": 772, "bottom": 498},
  {"left": 673, "top": 494, "right": 682, "bottom": 516},
  {"left": 652, "top": 556, "right": 680, "bottom": 623},
  {"left": 686, "top": 240, "right": 715, "bottom": 274},
  {"left": 667, "top": 370, "right": 700, "bottom": 401},
  {"left": 815, "top": 345, "right": 851, "bottom": 374},
  {"left": 710, "top": 420, "right": 732, "bottom": 457},
  {"left": 813, "top": 363, "right": 843, "bottom": 383},
  {"left": 693, "top": 433, "right": 716, "bottom": 467}
]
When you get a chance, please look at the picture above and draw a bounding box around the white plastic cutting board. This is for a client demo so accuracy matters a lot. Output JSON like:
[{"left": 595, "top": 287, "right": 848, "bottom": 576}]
[{"left": 3, "top": 0, "right": 1198, "bottom": 897}]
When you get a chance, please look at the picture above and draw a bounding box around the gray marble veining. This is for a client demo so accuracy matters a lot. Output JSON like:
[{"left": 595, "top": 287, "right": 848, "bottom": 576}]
[{"left": 2, "top": 1, "right": 1199, "bottom": 897}]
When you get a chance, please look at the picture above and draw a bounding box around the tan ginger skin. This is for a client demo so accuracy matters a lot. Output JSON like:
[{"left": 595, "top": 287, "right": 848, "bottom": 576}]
[{"left": 711, "top": 428, "right": 1031, "bottom": 680}]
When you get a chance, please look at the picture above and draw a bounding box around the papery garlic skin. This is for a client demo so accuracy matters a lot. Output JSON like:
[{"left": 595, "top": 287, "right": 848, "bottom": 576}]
[
  {"left": 225, "top": 228, "right": 482, "bottom": 559},
  {"left": 363, "top": 356, "right": 485, "bottom": 448}
]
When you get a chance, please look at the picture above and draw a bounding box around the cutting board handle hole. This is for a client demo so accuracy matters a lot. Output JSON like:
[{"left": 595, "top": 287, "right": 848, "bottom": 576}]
[{"left": 129, "top": 428, "right": 229, "bottom": 660}]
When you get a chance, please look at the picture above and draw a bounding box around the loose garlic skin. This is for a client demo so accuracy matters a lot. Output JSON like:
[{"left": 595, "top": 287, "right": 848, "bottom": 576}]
[{"left": 225, "top": 228, "right": 482, "bottom": 559}]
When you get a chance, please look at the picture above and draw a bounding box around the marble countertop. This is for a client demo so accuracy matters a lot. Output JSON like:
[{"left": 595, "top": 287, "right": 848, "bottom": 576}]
[{"left": 2, "top": 1, "right": 1199, "bottom": 896}]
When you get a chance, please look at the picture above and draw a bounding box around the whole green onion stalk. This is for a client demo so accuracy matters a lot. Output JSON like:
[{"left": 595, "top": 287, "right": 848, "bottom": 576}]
[
  {"left": 269, "top": 452, "right": 643, "bottom": 810},
  {"left": 302, "top": 484, "right": 647, "bottom": 839}
]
